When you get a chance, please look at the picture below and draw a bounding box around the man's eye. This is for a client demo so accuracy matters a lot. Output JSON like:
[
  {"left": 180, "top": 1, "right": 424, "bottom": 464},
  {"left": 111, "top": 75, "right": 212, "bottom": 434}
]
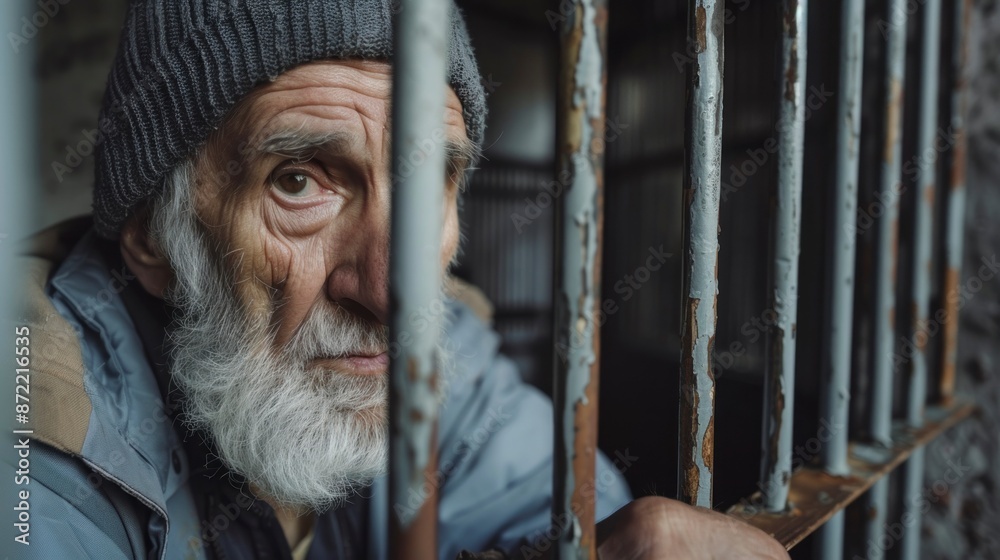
[{"left": 273, "top": 172, "right": 315, "bottom": 196}]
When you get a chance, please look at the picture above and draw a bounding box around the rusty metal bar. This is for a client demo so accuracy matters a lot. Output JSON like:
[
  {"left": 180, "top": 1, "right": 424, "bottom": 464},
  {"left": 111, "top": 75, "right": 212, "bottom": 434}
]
[
  {"left": 387, "top": 0, "right": 451, "bottom": 557},
  {"left": 678, "top": 0, "right": 724, "bottom": 509},
  {"left": 760, "top": 0, "right": 808, "bottom": 514},
  {"left": 939, "top": 0, "right": 972, "bottom": 403},
  {"left": 905, "top": 0, "right": 941, "bottom": 433},
  {"left": 551, "top": 0, "right": 608, "bottom": 558},
  {"left": 816, "top": 0, "right": 865, "bottom": 556},
  {"left": 864, "top": 0, "right": 908, "bottom": 556},
  {"left": 729, "top": 401, "right": 975, "bottom": 551},
  {"left": 870, "top": 0, "right": 907, "bottom": 449},
  {"left": 899, "top": 1, "right": 943, "bottom": 558}
]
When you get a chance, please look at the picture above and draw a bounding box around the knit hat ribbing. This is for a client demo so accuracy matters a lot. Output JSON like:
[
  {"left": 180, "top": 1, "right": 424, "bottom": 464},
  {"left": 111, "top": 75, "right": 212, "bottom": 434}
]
[{"left": 92, "top": 0, "right": 486, "bottom": 238}]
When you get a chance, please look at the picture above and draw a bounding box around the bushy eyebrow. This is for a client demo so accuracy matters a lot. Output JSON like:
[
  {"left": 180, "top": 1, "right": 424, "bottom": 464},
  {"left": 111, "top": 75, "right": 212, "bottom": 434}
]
[
  {"left": 443, "top": 135, "right": 481, "bottom": 191},
  {"left": 255, "top": 127, "right": 480, "bottom": 190},
  {"left": 255, "top": 129, "right": 355, "bottom": 161}
]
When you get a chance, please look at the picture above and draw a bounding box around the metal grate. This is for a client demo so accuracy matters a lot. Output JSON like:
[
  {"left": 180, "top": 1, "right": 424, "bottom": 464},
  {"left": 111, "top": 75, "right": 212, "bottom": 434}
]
[{"left": 386, "top": 0, "right": 975, "bottom": 557}]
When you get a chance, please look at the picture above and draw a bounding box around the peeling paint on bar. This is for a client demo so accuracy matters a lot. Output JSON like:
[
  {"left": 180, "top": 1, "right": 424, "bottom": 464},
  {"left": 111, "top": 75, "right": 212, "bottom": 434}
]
[
  {"left": 387, "top": 0, "right": 451, "bottom": 558},
  {"left": 816, "top": 1, "right": 864, "bottom": 556},
  {"left": 865, "top": 1, "right": 908, "bottom": 557},
  {"left": 940, "top": 0, "right": 972, "bottom": 404},
  {"left": 678, "top": 0, "right": 724, "bottom": 510},
  {"left": 552, "top": 1, "right": 608, "bottom": 558},
  {"left": 730, "top": 402, "right": 975, "bottom": 550},
  {"left": 900, "top": 2, "right": 943, "bottom": 559},
  {"left": 761, "top": 0, "right": 807, "bottom": 514}
]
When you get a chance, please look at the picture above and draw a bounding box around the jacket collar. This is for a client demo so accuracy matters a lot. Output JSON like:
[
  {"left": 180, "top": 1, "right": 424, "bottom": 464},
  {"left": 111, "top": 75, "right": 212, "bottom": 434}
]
[{"left": 37, "top": 221, "right": 183, "bottom": 519}]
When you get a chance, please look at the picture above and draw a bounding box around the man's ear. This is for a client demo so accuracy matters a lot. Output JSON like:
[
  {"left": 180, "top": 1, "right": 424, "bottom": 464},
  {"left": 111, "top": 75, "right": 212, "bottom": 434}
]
[{"left": 120, "top": 207, "right": 173, "bottom": 299}]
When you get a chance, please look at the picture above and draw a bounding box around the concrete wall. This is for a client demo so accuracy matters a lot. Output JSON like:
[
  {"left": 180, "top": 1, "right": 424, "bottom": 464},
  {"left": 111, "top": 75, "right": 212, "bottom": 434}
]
[{"left": 34, "top": 0, "right": 126, "bottom": 229}]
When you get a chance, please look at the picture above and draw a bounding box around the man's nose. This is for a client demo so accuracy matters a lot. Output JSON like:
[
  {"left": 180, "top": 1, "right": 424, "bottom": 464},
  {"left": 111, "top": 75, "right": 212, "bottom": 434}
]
[{"left": 325, "top": 205, "right": 391, "bottom": 326}]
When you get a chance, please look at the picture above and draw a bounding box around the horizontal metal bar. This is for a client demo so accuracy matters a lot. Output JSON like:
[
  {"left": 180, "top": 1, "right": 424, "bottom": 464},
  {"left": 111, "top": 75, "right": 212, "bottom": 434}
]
[{"left": 727, "top": 401, "right": 975, "bottom": 550}]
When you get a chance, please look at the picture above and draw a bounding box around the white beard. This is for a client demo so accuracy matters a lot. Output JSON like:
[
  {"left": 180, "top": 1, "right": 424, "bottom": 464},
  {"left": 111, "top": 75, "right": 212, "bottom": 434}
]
[
  {"left": 167, "top": 290, "right": 391, "bottom": 512},
  {"left": 151, "top": 164, "right": 449, "bottom": 512}
]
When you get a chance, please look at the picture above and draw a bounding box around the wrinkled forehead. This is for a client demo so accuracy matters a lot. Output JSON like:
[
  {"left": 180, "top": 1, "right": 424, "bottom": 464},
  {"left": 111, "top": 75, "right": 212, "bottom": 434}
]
[{"left": 204, "top": 59, "right": 468, "bottom": 162}]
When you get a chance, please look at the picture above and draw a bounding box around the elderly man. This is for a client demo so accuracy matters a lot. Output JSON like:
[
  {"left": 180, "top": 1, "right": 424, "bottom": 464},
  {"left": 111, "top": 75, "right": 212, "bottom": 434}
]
[{"left": 18, "top": 0, "right": 789, "bottom": 558}]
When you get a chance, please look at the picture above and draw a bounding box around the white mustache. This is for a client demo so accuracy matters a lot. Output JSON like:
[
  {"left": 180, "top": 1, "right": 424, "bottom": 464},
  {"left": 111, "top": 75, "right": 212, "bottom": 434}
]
[{"left": 284, "top": 304, "right": 390, "bottom": 360}]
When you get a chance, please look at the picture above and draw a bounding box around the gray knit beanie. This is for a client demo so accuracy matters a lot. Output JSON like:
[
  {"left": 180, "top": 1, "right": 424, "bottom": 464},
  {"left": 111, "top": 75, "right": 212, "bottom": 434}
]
[{"left": 92, "top": 0, "right": 486, "bottom": 238}]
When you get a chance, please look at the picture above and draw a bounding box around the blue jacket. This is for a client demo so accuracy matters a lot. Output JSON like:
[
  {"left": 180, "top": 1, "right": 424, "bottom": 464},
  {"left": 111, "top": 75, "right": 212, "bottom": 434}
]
[{"left": 12, "top": 219, "right": 631, "bottom": 559}]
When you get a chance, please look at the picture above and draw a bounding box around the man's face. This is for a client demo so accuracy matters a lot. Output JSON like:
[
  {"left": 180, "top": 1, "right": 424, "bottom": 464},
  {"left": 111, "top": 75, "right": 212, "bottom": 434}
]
[
  {"left": 195, "top": 58, "right": 468, "bottom": 364},
  {"left": 142, "top": 59, "right": 471, "bottom": 511}
]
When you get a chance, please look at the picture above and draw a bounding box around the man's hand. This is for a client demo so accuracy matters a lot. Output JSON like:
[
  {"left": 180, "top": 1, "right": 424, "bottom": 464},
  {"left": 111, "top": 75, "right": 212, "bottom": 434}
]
[
  {"left": 457, "top": 496, "right": 789, "bottom": 560},
  {"left": 595, "top": 496, "right": 790, "bottom": 560}
]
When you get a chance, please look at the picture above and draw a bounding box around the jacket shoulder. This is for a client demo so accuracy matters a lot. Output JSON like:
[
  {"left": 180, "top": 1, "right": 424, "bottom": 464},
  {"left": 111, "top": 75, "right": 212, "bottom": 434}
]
[{"left": 18, "top": 217, "right": 96, "bottom": 456}]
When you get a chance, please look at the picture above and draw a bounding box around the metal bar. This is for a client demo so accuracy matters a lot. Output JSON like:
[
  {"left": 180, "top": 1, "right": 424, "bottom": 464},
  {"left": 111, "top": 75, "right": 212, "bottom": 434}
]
[
  {"left": 906, "top": 0, "right": 941, "bottom": 432},
  {"left": 817, "top": 0, "right": 865, "bottom": 555},
  {"left": 899, "top": 2, "right": 943, "bottom": 558},
  {"left": 552, "top": 0, "right": 609, "bottom": 558},
  {"left": 0, "top": 4, "right": 37, "bottom": 546},
  {"left": 678, "top": 0, "right": 724, "bottom": 509},
  {"left": 387, "top": 0, "right": 451, "bottom": 557},
  {"left": 863, "top": 0, "right": 908, "bottom": 555},
  {"left": 760, "top": 0, "right": 808, "bottom": 513},
  {"left": 939, "top": 0, "right": 972, "bottom": 403},
  {"left": 870, "top": 0, "right": 908, "bottom": 449},
  {"left": 728, "top": 401, "right": 976, "bottom": 550}
]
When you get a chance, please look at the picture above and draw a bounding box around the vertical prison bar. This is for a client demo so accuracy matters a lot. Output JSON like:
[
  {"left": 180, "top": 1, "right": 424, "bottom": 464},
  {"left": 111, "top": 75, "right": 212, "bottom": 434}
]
[
  {"left": 387, "top": 1, "right": 451, "bottom": 558},
  {"left": 939, "top": 0, "right": 972, "bottom": 403},
  {"left": 552, "top": 0, "right": 609, "bottom": 557},
  {"left": 760, "top": 0, "right": 808, "bottom": 513},
  {"left": 900, "top": 1, "right": 943, "bottom": 558},
  {"left": 678, "top": 0, "right": 724, "bottom": 509},
  {"left": 864, "top": 1, "right": 907, "bottom": 556},
  {"left": 0, "top": 14, "right": 36, "bottom": 551},
  {"left": 817, "top": 0, "right": 865, "bottom": 556}
]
